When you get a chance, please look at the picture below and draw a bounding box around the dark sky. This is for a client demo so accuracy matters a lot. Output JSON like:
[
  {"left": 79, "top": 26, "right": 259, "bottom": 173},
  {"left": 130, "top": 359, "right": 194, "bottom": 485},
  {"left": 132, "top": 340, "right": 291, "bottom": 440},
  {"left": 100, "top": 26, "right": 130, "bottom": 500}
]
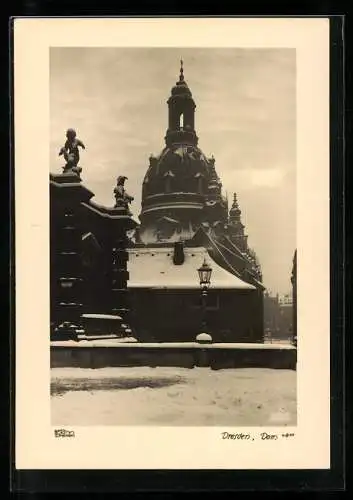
[{"left": 50, "top": 47, "right": 296, "bottom": 295}]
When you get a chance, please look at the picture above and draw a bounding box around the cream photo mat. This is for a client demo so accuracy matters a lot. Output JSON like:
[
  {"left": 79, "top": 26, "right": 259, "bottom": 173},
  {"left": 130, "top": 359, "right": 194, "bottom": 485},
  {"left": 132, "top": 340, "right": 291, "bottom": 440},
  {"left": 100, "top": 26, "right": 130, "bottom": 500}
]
[{"left": 14, "top": 17, "right": 330, "bottom": 470}]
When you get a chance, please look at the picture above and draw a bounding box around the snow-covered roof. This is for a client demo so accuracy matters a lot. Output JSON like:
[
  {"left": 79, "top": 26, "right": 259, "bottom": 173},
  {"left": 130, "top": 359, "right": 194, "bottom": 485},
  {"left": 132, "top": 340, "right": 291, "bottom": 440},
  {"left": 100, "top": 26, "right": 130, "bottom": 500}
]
[{"left": 127, "top": 247, "right": 256, "bottom": 290}]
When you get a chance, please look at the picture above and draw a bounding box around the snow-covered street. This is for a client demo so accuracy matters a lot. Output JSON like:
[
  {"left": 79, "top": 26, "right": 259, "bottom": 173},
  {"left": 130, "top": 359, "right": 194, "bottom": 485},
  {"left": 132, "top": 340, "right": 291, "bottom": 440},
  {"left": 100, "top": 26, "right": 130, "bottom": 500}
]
[{"left": 51, "top": 367, "right": 296, "bottom": 426}]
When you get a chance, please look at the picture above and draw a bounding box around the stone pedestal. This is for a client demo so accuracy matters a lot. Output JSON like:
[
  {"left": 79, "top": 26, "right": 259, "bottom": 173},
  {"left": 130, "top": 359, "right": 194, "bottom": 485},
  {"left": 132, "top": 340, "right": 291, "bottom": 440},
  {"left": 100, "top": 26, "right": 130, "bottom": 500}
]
[
  {"left": 107, "top": 208, "right": 133, "bottom": 325},
  {"left": 50, "top": 172, "right": 94, "bottom": 340}
]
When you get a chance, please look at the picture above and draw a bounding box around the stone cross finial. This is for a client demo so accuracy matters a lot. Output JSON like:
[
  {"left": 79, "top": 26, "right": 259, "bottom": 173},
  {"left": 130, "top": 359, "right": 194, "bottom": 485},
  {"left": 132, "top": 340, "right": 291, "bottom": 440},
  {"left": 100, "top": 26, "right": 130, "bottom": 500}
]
[{"left": 179, "top": 58, "right": 184, "bottom": 81}]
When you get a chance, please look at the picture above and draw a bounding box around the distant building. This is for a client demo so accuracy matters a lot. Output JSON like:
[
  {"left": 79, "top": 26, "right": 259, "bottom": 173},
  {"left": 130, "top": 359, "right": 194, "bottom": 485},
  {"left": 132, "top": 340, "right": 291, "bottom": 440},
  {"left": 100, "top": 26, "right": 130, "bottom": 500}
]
[{"left": 264, "top": 292, "right": 293, "bottom": 340}]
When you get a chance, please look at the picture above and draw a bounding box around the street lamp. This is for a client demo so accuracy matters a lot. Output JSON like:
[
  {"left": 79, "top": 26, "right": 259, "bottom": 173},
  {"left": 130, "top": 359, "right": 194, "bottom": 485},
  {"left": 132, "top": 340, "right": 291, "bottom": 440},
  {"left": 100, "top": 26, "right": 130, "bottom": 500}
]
[{"left": 197, "top": 258, "right": 213, "bottom": 332}]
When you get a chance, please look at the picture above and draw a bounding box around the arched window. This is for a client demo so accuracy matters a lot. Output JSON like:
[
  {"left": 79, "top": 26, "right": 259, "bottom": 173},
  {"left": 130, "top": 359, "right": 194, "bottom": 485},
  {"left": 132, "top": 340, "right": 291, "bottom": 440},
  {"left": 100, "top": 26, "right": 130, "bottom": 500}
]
[
  {"left": 165, "top": 176, "right": 171, "bottom": 193},
  {"left": 164, "top": 171, "right": 175, "bottom": 193},
  {"left": 194, "top": 172, "right": 204, "bottom": 194},
  {"left": 179, "top": 112, "right": 184, "bottom": 129}
]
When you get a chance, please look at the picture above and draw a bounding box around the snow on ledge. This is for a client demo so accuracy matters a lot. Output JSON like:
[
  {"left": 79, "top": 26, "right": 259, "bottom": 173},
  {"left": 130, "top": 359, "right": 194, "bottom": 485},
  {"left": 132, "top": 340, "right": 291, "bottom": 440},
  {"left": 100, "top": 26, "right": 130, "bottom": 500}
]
[
  {"left": 50, "top": 340, "right": 296, "bottom": 350},
  {"left": 81, "top": 314, "right": 122, "bottom": 320}
]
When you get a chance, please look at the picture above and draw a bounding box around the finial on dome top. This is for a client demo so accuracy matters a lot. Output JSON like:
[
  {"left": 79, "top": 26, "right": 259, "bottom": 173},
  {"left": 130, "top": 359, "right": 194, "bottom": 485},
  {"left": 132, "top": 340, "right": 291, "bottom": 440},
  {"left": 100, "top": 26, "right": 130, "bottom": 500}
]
[
  {"left": 230, "top": 192, "right": 241, "bottom": 214},
  {"left": 179, "top": 58, "right": 184, "bottom": 82},
  {"left": 233, "top": 192, "right": 238, "bottom": 207}
]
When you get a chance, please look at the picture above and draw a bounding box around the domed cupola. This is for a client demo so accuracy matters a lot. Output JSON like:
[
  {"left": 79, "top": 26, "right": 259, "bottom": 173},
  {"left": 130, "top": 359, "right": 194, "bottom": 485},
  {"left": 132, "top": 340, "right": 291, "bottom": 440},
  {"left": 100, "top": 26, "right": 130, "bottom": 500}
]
[
  {"left": 137, "top": 61, "right": 231, "bottom": 245},
  {"left": 165, "top": 59, "right": 198, "bottom": 148},
  {"left": 170, "top": 62, "right": 192, "bottom": 97},
  {"left": 229, "top": 192, "right": 242, "bottom": 220},
  {"left": 228, "top": 193, "right": 248, "bottom": 252},
  {"left": 137, "top": 61, "right": 217, "bottom": 244}
]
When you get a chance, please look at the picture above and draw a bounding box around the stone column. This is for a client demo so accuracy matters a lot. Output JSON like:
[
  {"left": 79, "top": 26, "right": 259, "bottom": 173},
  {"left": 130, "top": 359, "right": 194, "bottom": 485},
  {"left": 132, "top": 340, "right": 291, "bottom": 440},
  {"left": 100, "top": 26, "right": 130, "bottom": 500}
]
[
  {"left": 108, "top": 208, "right": 134, "bottom": 327},
  {"left": 50, "top": 172, "right": 94, "bottom": 340}
]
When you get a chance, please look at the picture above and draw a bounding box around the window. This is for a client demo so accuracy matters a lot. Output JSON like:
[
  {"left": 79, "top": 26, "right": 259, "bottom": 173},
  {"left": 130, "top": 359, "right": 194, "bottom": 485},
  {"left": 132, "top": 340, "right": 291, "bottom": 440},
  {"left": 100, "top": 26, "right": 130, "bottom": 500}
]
[
  {"left": 165, "top": 176, "right": 172, "bottom": 193},
  {"left": 179, "top": 113, "right": 184, "bottom": 129},
  {"left": 197, "top": 175, "right": 204, "bottom": 194}
]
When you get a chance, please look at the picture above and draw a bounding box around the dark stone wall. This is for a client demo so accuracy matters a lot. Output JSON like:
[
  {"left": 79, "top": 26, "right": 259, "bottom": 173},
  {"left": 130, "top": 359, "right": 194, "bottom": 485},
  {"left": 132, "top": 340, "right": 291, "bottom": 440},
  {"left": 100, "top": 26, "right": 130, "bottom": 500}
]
[
  {"left": 129, "top": 288, "right": 264, "bottom": 343},
  {"left": 50, "top": 176, "right": 88, "bottom": 333},
  {"left": 50, "top": 174, "right": 136, "bottom": 332},
  {"left": 51, "top": 344, "right": 296, "bottom": 370}
]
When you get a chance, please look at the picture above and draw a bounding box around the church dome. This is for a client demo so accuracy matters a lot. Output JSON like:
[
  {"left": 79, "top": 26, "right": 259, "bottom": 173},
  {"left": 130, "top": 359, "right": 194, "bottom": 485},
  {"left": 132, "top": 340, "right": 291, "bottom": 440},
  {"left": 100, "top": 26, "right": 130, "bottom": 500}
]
[
  {"left": 142, "top": 144, "right": 211, "bottom": 198},
  {"left": 137, "top": 60, "right": 228, "bottom": 245}
]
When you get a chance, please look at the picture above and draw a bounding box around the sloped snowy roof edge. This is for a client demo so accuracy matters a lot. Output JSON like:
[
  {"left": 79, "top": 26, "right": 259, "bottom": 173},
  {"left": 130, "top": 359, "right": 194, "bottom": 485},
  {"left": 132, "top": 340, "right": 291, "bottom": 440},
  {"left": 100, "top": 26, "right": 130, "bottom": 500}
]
[{"left": 127, "top": 247, "right": 256, "bottom": 290}]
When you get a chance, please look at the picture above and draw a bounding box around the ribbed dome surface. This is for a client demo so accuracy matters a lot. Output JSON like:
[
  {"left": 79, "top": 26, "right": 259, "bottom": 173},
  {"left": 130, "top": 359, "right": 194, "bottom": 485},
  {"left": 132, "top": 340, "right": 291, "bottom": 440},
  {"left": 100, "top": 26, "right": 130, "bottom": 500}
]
[{"left": 143, "top": 144, "right": 211, "bottom": 197}]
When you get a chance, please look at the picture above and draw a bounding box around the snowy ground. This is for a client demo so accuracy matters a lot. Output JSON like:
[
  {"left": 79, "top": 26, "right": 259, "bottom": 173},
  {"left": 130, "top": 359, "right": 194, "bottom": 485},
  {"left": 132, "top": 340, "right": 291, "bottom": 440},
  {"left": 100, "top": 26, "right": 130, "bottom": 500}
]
[{"left": 51, "top": 366, "right": 296, "bottom": 426}]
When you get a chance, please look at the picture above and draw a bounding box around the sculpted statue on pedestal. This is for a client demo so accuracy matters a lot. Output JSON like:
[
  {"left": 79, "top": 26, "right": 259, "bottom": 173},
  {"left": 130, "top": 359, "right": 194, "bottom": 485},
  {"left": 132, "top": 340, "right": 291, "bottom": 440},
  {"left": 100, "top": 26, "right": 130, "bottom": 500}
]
[
  {"left": 114, "top": 176, "right": 134, "bottom": 211},
  {"left": 59, "top": 128, "right": 85, "bottom": 176}
]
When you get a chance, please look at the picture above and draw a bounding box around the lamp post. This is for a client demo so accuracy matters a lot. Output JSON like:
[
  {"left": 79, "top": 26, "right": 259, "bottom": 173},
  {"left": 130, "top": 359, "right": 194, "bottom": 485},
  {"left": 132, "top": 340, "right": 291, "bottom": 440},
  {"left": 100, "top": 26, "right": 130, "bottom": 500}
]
[{"left": 197, "top": 258, "right": 213, "bottom": 333}]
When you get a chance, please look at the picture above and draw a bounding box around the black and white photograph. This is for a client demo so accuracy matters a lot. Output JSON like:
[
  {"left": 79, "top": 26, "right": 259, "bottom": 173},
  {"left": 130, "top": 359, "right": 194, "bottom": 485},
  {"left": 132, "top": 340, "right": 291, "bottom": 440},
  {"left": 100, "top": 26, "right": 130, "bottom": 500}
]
[
  {"left": 14, "top": 18, "right": 331, "bottom": 471},
  {"left": 49, "top": 47, "right": 297, "bottom": 427}
]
